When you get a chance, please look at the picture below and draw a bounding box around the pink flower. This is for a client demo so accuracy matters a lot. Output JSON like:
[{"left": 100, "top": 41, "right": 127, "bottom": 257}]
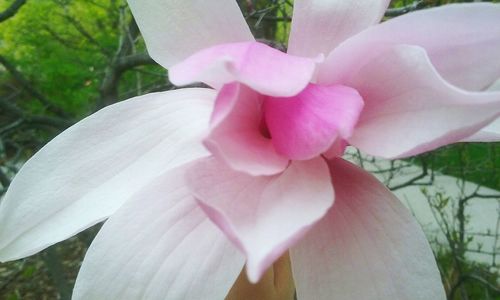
[{"left": 1, "top": 1, "right": 499, "bottom": 299}]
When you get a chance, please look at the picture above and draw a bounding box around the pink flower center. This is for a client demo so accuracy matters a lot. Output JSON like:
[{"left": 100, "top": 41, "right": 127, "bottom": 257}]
[
  {"left": 262, "top": 83, "right": 364, "bottom": 160},
  {"left": 206, "top": 80, "right": 364, "bottom": 169},
  {"left": 170, "top": 41, "right": 364, "bottom": 174}
]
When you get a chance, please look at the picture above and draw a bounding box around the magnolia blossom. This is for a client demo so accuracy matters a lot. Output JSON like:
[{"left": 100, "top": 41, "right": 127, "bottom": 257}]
[{"left": 1, "top": 1, "right": 499, "bottom": 299}]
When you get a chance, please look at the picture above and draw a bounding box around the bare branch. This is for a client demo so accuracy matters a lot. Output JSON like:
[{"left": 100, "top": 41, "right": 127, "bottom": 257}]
[
  {"left": 0, "top": 0, "right": 27, "bottom": 23},
  {"left": 116, "top": 53, "right": 156, "bottom": 71},
  {"left": 97, "top": 17, "right": 158, "bottom": 108},
  {"left": 388, "top": 160, "right": 432, "bottom": 191}
]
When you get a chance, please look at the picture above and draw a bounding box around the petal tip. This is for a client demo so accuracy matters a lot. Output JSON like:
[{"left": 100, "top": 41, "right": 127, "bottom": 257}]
[
  {"left": 245, "top": 268, "right": 261, "bottom": 284},
  {"left": 244, "top": 256, "right": 268, "bottom": 284}
]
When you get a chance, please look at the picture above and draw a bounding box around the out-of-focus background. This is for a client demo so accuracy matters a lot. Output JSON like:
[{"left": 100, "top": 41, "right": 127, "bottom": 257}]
[{"left": 0, "top": 0, "right": 499, "bottom": 299}]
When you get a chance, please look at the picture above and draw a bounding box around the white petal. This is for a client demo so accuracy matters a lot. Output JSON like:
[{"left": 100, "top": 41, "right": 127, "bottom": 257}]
[
  {"left": 127, "top": 0, "right": 253, "bottom": 69},
  {"left": 186, "top": 156, "right": 334, "bottom": 283},
  {"left": 73, "top": 163, "right": 244, "bottom": 300},
  {"left": 291, "top": 158, "right": 446, "bottom": 300},
  {"left": 462, "top": 79, "right": 500, "bottom": 142},
  {"left": 0, "top": 88, "right": 214, "bottom": 261},
  {"left": 320, "top": 3, "right": 500, "bottom": 91},
  {"left": 169, "top": 42, "right": 316, "bottom": 96},
  {"left": 288, "top": 0, "right": 390, "bottom": 58},
  {"left": 462, "top": 118, "right": 500, "bottom": 142},
  {"left": 344, "top": 45, "right": 500, "bottom": 158}
]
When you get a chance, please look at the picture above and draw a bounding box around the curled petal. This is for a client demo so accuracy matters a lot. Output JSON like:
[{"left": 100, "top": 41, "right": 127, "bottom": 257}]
[
  {"left": 127, "top": 0, "right": 253, "bottom": 68},
  {"left": 169, "top": 42, "right": 317, "bottom": 97},
  {"left": 288, "top": 0, "right": 390, "bottom": 58},
  {"left": 345, "top": 45, "right": 500, "bottom": 158},
  {"left": 205, "top": 83, "right": 289, "bottom": 176},
  {"left": 73, "top": 164, "right": 244, "bottom": 299},
  {"left": 320, "top": 3, "right": 500, "bottom": 91},
  {"left": 264, "top": 84, "right": 364, "bottom": 160},
  {"left": 291, "top": 158, "right": 446, "bottom": 300},
  {"left": 0, "top": 89, "right": 214, "bottom": 261},
  {"left": 186, "top": 156, "right": 333, "bottom": 283}
]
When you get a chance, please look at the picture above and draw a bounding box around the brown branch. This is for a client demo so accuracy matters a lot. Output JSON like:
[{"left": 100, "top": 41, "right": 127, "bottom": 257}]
[
  {"left": 462, "top": 192, "right": 500, "bottom": 203},
  {"left": 388, "top": 160, "right": 432, "bottom": 191},
  {"left": 116, "top": 53, "right": 156, "bottom": 71},
  {"left": 98, "top": 53, "right": 156, "bottom": 108},
  {"left": 0, "top": 0, "right": 27, "bottom": 23},
  {"left": 97, "top": 18, "right": 157, "bottom": 108}
]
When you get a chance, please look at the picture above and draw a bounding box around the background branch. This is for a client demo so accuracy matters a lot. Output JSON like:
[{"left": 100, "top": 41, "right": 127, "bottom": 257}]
[{"left": 0, "top": 0, "right": 27, "bottom": 23}]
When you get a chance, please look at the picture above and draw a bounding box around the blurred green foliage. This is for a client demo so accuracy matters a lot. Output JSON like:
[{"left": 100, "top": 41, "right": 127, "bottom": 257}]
[
  {"left": 0, "top": 0, "right": 164, "bottom": 118},
  {"left": 427, "top": 144, "right": 499, "bottom": 190},
  {"left": 0, "top": 0, "right": 115, "bottom": 115}
]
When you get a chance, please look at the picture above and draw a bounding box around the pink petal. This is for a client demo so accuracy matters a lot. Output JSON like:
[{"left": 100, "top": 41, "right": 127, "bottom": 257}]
[
  {"left": 462, "top": 118, "right": 500, "bottom": 142},
  {"left": 169, "top": 42, "right": 316, "bottom": 97},
  {"left": 463, "top": 81, "right": 500, "bottom": 142},
  {"left": 0, "top": 89, "right": 214, "bottom": 261},
  {"left": 290, "top": 158, "right": 446, "bottom": 300},
  {"left": 264, "top": 84, "right": 363, "bottom": 160},
  {"left": 73, "top": 163, "right": 244, "bottom": 299},
  {"left": 127, "top": 0, "right": 253, "bottom": 69},
  {"left": 288, "top": 0, "right": 391, "bottom": 58},
  {"left": 320, "top": 3, "right": 500, "bottom": 91},
  {"left": 205, "top": 83, "right": 289, "bottom": 176},
  {"left": 186, "top": 156, "right": 333, "bottom": 283},
  {"left": 323, "top": 139, "right": 349, "bottom": 159},
  {"left": 344, "top": 45, "right": 500, "bottom": 158}
]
